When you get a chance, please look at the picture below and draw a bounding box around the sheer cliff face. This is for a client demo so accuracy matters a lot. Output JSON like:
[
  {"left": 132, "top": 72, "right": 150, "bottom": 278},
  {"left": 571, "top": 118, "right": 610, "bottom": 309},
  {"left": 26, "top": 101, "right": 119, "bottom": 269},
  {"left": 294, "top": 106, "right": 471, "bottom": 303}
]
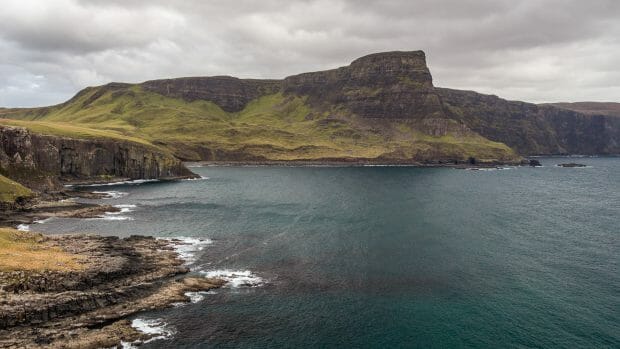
[
  {"left": 0, "top": 126, "right": 195, "bottom": 190},
  {"left": 3, "top": 50, "right": 619, "bottom": 161},
  {"left": 437, "top": 88, "right": 620, "bottom": 155},
  {"left": 141, "top": 76, "right": 281, "bottom": 112},
  {"left": 117, "top": 50, "right": 619, "bottom": 156},
  {"left": 283, "top": 51, "right": 446, "bottom": 120}
]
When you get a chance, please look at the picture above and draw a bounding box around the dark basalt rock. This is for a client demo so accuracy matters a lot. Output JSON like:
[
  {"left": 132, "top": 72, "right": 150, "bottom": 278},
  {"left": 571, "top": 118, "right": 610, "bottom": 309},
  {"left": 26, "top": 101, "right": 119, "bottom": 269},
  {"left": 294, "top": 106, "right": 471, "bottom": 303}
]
[
  {"left": 557, "top": 163, "right": 587, "bottom": 167},
  {"left": 0, "top": 125, "right": 196, "bottom": 191},
  {"left": 436, "top": 88, "right": 620, "bottom": 156},
  {"left": 529, "top": 159, "right": 542, "bottom": 167},
  {"left": 141, "top": 76, "right": 281, "bottom": 112},
  {"left": 138, "top": 50, "right": 620, "bottom": 157},
  {"left": 283, "top": 51, "right": 446, "bottom": 120},
  {"left": 6, "top": 50, "right": 619, "bottom": 161}
]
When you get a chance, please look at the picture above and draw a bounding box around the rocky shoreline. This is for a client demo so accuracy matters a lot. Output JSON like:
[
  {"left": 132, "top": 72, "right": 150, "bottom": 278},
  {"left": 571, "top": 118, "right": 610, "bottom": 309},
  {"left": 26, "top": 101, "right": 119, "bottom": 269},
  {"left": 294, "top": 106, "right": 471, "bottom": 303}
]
[
  {"left": 0, "top": 231, "right": 224, "bottom": 348},
  {"left": 186, "top": 158, "right": 531, "bottom": 167},
  {"left": 0, "top": 194, "right": 120, "bottom": 229}
]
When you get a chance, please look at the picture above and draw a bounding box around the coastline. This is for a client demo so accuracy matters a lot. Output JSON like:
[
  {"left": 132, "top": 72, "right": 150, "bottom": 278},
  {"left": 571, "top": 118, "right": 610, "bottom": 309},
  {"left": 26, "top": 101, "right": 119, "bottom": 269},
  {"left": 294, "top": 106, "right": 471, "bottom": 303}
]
[
  {"left": 186, "top": 159, "right": 528, "bottom": 168},
  {"left": 0, "top": 230, "right": 224, "bottom": 348}
]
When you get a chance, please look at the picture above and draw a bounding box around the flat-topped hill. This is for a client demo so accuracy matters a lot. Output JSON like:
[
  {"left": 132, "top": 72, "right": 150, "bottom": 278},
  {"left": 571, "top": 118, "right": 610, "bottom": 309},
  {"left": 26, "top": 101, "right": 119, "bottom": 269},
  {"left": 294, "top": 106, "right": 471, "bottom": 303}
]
[{"left": 1, "top": 50, "right": 618, "bottom": 168}]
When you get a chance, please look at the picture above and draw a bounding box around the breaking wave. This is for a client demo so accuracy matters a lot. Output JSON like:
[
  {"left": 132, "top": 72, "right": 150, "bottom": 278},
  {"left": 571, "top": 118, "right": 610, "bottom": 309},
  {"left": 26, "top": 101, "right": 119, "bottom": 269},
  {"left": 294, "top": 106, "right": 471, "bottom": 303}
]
[{"left": 200, "top": 269, "right": 265, "bottom": 288}]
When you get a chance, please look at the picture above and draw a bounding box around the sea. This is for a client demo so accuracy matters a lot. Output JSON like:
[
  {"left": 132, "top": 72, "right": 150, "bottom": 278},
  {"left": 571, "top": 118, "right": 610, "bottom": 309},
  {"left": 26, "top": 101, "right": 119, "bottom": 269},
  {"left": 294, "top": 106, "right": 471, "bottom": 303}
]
[{"left": 30, "top": 157, "right": 619, "bottom": 348}]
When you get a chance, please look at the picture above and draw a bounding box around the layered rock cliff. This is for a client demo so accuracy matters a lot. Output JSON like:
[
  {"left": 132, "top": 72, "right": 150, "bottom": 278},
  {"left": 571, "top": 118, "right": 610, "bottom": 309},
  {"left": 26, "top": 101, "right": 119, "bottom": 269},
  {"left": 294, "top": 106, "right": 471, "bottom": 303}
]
[
  {"left": 2, "top": 50, "right": 618, "bottom": 162},
  {"left": 283, "top": 51, "right": 445, "bottom": 120},
  {"left": 141, "top": 76, "right": 280, "bottom": 112},
  {"left": 0, "top": 125, "right": 195, "bottom": 191},
  {"left": 437, "top": 88, "right": 620, "bottom": 155}
]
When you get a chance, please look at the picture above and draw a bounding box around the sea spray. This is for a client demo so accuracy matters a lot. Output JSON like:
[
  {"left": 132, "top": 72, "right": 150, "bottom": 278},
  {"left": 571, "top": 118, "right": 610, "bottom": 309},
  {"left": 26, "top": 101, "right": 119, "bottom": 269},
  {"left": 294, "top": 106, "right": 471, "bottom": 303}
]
[
  {"left": 160, "top": 237, "right": 213, "bottom": 265},
  {"left": 200, "top": 269, "right": 265, "bottom": 288}
]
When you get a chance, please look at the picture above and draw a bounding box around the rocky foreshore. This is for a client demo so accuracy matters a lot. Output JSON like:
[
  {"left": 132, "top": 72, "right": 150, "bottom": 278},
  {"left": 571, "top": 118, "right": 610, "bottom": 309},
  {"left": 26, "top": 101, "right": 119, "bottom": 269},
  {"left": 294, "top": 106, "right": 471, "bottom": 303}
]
[
  {"left": 0, "top": 231, "right": 224, "bottom": 348},
  {"left": 0, "top": 195, "right": 121, "bottom": 229}
]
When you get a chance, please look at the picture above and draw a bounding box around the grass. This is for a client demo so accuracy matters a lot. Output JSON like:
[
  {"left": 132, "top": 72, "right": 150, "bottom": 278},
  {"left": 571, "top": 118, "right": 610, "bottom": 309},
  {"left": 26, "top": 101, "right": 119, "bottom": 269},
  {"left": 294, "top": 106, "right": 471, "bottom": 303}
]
[
  {"left": 0, "top": 118, "right": 156, "bottom": 148},
  {"left": 0, "top": 174, "right": 33, "bottom": 203},
  {"left": 0, "top": 228, "right": 84, "bottom": 272},
  {"left": 3, "top": 84, "right": 519, "bottom": 162}
]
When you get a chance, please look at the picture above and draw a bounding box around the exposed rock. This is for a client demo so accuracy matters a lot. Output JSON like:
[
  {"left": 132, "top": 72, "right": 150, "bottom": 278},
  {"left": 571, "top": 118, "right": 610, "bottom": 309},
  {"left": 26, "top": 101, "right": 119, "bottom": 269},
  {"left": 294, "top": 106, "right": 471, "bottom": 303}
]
[
  {"left": 0, "top": 125, "right": 196, "bottom": 191},
  {"left": 546, "top": 102, "right": 620, "bottom": 117},
  {"left": 0, "top": 233, "right": 225, "bottom": 348},
  {"left": 3, "top": 50, "right": 620, "bottom": 162},
  {"left": 284, "top": 51, "right": 446, "bottom": 121},
  {"left": 557, "top": 163, "right": 587, "bottom": 167},
  {"left": 140, "top": 50, "right": 619, "bottom": 157},
  {"left": 529, "top": 159, "right": 542, "bottom": 167},
  {"left": 141, "top": 76, "right": 281, "bottom": 112},
  {"left": 437, "top": 88, "right": 620, "bottom": 155}
]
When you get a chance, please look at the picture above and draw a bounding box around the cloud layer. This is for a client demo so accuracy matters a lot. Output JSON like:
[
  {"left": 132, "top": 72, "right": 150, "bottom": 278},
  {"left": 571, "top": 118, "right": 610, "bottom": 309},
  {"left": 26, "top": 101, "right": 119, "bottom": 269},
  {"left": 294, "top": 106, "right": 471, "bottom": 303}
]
[{"left": 1, "top": 0, "right": 619, "bottom": 107}]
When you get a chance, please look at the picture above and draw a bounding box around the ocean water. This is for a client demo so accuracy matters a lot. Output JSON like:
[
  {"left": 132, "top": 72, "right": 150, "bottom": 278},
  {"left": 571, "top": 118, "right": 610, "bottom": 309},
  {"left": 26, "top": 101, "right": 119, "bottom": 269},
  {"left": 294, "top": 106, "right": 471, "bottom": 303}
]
[{"left": 35, "top": 157, "right": 619, "bottom": 348}]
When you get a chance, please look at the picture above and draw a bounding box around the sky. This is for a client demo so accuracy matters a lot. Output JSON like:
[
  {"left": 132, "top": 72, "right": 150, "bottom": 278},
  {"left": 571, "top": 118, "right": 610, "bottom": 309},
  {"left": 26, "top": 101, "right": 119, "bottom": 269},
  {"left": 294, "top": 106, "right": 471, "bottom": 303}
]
[{"left": 1, "top": 0, "right": 619, "bottom": 107}]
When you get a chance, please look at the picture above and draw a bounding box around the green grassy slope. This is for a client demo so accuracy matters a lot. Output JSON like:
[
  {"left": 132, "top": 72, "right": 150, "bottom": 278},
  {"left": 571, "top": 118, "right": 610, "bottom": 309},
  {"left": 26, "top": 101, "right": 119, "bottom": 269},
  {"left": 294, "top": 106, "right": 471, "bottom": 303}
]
[
  {"left": 0, "top": 174, "right": 33, "bottom": 203},
  {"left": 1, "top": 84, "right": 518, "bottom": 163}
]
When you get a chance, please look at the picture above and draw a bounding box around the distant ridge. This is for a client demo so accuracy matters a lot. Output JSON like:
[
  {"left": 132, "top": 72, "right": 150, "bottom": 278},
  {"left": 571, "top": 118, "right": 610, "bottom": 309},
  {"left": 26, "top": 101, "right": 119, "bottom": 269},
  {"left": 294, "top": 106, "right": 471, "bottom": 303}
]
[
  {"left": 544, "top": 102, "right": 620, "bottom": 117},
  {"left": 1, "top": 50, "right": 619, "bottom": 168}
]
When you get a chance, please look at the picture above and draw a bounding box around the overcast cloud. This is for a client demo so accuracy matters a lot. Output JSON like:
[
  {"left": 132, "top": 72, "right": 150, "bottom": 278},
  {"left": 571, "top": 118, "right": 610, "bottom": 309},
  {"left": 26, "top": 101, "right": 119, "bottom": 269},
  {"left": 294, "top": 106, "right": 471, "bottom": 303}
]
[{"left": 1, "top": 0, "right": 619, "bottom": 107}]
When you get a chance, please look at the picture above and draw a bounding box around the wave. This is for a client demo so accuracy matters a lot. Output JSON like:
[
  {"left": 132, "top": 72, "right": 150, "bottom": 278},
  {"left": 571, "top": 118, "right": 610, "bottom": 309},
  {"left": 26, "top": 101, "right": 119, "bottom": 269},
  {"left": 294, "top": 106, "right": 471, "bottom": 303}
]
[
  {"left": 463, "top": 167, "right": 516, "bottom": 171},
  {"left": 111, "top": 204, "right": 137, "bottom": 214},
  {"left": 70, "top": 179, "right": 160, "bottom": 188},
  {"left": 186, "top": 290, "right": 218, "bottom": 303},
  {"left": 16, "top": 224, "right": 30, "bottom": 231},
  {"left": 160, "top": 237, "right": 213, "bottom": 265},
  {"left": 184, "top": 176, "right": 210, "bottom": 181},
  {"left": 121, "top": 318, "right": 175, "bottom": 348},
  {"left": 97, "top": 215, "right": 133, "bottom": 221},
  {"left": 89, "top": 204, "right": 138, "bottom": 221},
  {"left": 92, "top": 190, "right": 129, "bottom": 199},
  {"left": 200, "top": 269, "right": 265, "bottom": 288}
]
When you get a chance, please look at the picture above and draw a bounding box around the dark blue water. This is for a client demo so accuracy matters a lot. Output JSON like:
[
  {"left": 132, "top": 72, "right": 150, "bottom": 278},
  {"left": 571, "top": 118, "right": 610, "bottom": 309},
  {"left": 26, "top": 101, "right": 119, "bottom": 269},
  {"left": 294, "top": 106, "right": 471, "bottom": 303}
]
[{"left": 36, "top": 158, "right": 619, "bottom": 348}]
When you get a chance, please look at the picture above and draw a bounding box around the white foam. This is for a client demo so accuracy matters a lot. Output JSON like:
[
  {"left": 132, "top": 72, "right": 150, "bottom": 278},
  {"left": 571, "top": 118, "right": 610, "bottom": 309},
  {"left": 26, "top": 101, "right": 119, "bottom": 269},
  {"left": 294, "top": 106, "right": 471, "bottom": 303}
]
[
  {"left": 16, "top": 224, "right": 30, "bottom": 231},
  {"left": 91, "top": 204, "right": 137, "bottom": 221},
  {"left": 184, "top": 176, "right": 210, "bottom": 181},
  {"left": 114, "top": 204, "right": 137, "bottom": 213},
  {"left": 160, "top": 237, "right": 213, "bottom": 265},
  {"left": 200, "top": 269, "right": 265, "bottom": 288},
  {"left": 77, "top": 179, "right": 160, "bottom": 187},
  {"left": 92, "top": 190, "right": 129, "bottom": 199},
  {"left": 185, "top": 290, "right": 218, "bottom": 303},
  {"left": 120, "top": 318, "right": 175, "bottom": 348},
  {"left": 98, "top": 215, "right": 134, "bottom": 221},
  {"left": 33, "top": 217, "right": 52, "bottom": 224},
  {"left": 464, "top": 167, "right": 515, "bottom": 171}
]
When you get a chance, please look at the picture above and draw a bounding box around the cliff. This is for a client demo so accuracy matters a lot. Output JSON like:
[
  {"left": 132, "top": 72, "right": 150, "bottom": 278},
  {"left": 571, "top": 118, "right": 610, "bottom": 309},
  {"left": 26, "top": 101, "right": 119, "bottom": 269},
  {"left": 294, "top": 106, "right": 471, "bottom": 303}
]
[
  {"left": 283, "top": 51, "right": 444, "bottom": 120},
  {"left": 547, "top": 102, "right": 620, "bottom": 117},
  {"left": 1, "top": 50, "right": 618, "bottom": 164},
  {"left": 0, "top": 125, "right": 196, "bottom": 191},
  {"left": 141, "top": 76, "right": 281, "bottom": 112},
  {"left": 437, "top": 88, "right": 620, "bottom": 155}
]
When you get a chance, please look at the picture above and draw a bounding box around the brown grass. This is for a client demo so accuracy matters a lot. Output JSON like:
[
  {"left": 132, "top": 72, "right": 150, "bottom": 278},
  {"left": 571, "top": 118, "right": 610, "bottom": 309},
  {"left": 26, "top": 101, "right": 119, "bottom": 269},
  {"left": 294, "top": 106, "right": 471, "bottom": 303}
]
[{"left": 0, "top": 228, "right": 84, "bottom": 272}]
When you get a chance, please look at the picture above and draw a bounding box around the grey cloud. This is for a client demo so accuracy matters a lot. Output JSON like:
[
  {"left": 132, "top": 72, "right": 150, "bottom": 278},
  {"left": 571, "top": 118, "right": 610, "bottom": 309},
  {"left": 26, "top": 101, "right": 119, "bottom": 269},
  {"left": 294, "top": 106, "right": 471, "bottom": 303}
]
[{"left": 0, "top": 0, "right": 619, "bottom": 107}]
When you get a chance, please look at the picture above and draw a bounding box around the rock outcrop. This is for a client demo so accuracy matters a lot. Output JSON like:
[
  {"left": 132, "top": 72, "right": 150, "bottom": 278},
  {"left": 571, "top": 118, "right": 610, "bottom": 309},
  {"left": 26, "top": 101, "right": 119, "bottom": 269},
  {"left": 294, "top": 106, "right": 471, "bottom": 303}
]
[
  {"left": 0, "top": 125, "right": 196, "bottom": 190},
  {"left": 3, "top": 50, "right": 619, "bottom": 159},
  {"left": 0, "top": 232, "right": 225, "bottom": 348},
  {"left": 437, "top": 88, "right": 620, "bottom": 155},
  {"left": 141, "top": 76, "right": 281, "bottom": 112},
  {"left": 283, "top": 51, "right": 445, "bottom": 120}
]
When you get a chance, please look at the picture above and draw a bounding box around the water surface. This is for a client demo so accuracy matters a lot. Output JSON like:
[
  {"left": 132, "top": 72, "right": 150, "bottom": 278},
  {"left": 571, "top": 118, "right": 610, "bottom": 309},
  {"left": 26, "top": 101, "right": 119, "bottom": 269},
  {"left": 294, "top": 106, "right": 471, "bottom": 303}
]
[{"left": 36, "top": 157, "right": 619, "bottom": 348}]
